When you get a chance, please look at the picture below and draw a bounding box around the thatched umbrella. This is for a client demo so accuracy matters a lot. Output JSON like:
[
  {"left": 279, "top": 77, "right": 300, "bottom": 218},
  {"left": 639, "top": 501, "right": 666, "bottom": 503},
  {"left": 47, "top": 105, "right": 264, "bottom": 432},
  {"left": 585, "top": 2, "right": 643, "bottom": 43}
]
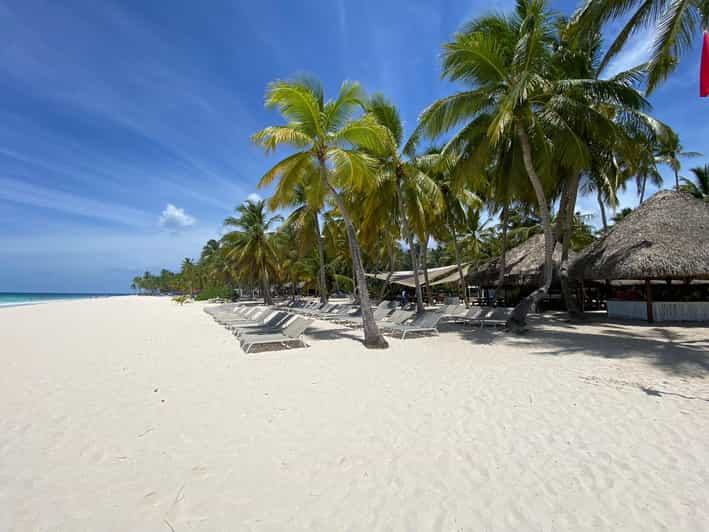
[
  {"left": 570, "top": 190, "right": 709, "bottom": 321},
  {"left": 470, "top": 233, "right": 577, "bottom": 287}
]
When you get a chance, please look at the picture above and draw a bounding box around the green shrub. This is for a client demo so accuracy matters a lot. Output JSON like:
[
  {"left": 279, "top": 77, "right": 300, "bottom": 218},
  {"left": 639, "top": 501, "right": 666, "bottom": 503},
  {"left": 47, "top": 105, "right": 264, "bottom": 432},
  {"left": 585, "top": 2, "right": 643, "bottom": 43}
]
[{"left": 195, "top": 286, "right": 233, "bottom": 301}]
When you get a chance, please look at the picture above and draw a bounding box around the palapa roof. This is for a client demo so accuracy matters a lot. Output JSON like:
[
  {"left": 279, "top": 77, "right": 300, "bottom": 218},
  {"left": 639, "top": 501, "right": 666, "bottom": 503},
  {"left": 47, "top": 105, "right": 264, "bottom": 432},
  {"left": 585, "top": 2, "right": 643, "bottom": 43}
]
[
  {"left": 470, "top": 233, "right": 576, "bottom": 287},
  {"left": 570, "top": 190, "right": 709, "bottom": 281}
]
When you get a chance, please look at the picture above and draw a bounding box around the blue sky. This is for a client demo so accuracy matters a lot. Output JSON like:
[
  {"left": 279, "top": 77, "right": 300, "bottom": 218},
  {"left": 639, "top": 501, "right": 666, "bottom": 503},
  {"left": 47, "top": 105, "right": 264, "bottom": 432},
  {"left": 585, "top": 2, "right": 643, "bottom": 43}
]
[{"left": 0, "top": 0, "right": 706, "bottom": 292}]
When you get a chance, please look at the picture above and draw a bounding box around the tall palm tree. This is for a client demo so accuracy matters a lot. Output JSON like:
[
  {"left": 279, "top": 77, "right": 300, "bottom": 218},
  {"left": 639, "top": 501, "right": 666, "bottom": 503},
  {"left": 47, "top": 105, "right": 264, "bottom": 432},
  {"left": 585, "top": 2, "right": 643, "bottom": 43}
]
[
  {"left": 270, "top": 175, "right": 329, "bottom": 303},
  {"left": 418, "top": 149, "right": 483, "bottom": 306},
  {"left": 681, "top": 163, "right": 709, "bottom": 200},
  {"left": 223, "top": 200, "right": 282, "bottom": 306},
  {"left": 417, "top": 0, "right": 647, "bottom": 327},
  {"left": 573, "top": 0, "right": 709, "bottom": 93},
  {"left": 365, "top": 95, "right": 443, "bottom": 314},
  {"left": 654, "top": 130, "right": 702, "bottom": 189},
  {"left": 252, "top": 77, "right": 390, "bottom": 348},
  {"left": 636, "top": 148, "right": 664, "bottom": 203},
  {"left": 181, "top": 258, "right": 196, "bottom": 297}
]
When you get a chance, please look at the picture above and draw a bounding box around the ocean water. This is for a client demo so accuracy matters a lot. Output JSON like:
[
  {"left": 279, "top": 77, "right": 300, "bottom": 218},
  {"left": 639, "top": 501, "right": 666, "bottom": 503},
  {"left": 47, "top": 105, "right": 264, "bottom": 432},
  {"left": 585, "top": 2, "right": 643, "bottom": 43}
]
[{"left": 0, "top": 292, "right": 127, "bottom": 308}]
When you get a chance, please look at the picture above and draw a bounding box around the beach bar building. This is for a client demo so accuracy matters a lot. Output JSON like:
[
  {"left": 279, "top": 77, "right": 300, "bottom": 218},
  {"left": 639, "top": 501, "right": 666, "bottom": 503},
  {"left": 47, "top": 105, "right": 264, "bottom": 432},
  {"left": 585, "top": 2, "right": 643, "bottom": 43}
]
[
  {"left": 468, "top": 233, "right": 579, "bottom": 308},
  {"left": 570, "top": 190, "right": 709, "bottom": 322}
]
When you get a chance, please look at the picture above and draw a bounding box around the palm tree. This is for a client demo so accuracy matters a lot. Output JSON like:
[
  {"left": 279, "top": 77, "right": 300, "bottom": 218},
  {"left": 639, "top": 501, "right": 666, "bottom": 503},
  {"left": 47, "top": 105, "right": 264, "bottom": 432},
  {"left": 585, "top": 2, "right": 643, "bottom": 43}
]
[
  {"left": 417, "top": 0, "right": 648, "bottom": 327},
  {"left": 654, "top": 130, "right": 702, "bottom": 189},
  {"left": 681, "top": 164, "right": 709, "bottom": 200},
  {"left": 270, "top": 175, "right": 329, "bottom": 303},
  {"left": 365, "top": 95, "right": 443, "bottom": 314},
  {"left": 223, "top": 200, "right": 282, "bottom": 306},
  {"left": 636, "top": 149, "right": 664, "bottom": 204},
  {"left": 181, "top": 258, "right": 196, "bottom": 297},
  {"left": 612, "top": 207, "right": 634, "bottom": 224},
  {"left": 252, "top": 77, "right": 390, "bottom": 348},
  {"left": 418, "top": 149, "right": 483, "bottom": 306},
  {"left": 573, "top": 0, "right": 709, "bottom": 93}
]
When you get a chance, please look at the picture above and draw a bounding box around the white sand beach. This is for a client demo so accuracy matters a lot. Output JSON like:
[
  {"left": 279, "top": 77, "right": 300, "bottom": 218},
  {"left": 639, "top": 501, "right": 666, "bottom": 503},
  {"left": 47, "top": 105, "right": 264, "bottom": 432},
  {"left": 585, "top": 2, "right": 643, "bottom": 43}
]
[{"left": 1, "top": 296, "right": 708, "bottom": 531}]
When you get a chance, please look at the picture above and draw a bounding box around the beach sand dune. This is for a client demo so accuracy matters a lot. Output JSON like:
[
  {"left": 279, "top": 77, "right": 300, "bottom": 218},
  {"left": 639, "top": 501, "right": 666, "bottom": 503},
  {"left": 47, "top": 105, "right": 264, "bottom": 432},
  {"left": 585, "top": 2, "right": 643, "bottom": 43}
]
[{"left": 1, "top": 296, "right": 707, "bottom": 531}]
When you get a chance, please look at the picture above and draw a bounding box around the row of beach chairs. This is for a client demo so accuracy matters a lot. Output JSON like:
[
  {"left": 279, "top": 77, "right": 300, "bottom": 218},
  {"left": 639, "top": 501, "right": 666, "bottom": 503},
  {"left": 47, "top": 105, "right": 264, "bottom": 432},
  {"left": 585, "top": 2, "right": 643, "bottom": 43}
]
[
  {"left": 279, "top": 300, "right": 514, "bottom": 339},
  {"left": 204, "top": 304, "right": 313, "bottom": 353},
  {"left": 204, "top": 300, "right": 515, "bottom": 352}
]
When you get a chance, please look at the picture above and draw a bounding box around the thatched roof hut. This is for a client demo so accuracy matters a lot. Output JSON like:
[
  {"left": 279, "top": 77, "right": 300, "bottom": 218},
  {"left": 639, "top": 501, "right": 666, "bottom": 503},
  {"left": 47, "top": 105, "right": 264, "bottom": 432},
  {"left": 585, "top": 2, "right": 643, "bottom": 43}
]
[
  {"left": 570, "top": 190, "right": 709, "bottom": 281},
  {"left": 470, "top": 233, "right": 578, "bottom": 287}
]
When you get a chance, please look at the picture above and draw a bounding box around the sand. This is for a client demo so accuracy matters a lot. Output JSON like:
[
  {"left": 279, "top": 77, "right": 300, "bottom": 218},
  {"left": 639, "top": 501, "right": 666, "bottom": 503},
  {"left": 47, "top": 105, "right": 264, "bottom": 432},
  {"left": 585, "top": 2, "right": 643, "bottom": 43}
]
[{"left": 1, "top": 296, "right": 708, "bottom": 531}]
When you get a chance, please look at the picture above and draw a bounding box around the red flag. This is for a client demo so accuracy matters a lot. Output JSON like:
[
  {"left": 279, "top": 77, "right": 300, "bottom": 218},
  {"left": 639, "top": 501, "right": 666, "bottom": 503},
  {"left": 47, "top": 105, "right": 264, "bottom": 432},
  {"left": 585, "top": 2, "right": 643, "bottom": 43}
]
[{"left": 702, "top": 31, "right": 709, "bottom": 97}]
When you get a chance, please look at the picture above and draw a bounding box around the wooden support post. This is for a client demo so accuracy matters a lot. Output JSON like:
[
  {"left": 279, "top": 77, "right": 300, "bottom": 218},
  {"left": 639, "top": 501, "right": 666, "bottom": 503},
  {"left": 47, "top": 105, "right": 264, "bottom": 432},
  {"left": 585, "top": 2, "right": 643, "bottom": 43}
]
[
  {"left": 645, "top": 279, "right": 654, "bottom": 323},
  {"left": 580, "top": 280, "right": 586, "bottom": 313}
]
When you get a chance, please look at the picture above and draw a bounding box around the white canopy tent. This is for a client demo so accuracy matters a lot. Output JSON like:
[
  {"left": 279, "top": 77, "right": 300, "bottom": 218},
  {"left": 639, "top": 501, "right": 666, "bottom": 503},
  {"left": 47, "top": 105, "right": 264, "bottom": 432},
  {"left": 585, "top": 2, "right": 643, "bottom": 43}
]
[{"left": 366, "top": 263, "right": 472, "bottom": 288}]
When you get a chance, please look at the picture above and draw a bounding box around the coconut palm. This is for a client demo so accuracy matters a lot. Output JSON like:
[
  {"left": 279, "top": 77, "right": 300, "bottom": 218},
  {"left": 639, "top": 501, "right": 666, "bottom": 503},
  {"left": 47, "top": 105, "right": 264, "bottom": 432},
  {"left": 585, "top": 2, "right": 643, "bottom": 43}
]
[
  {"left": 417, "top": 149, "right": 483, "bottom": 306},
  {"left": 573, "top": 0, "right": 709, "bottom": 93},
  {"left": 223, "top": 200, "right": 282, "bottom": 306},
  {"left": 180, "top": 258, "right": 196, "bottom": 297},
  {"left": 270, "top": 173, "right": 329, "bottom": 303},
  {"left": 681, "top": 164, "right": 709, "bottom": 200},
  {"left": 365, "top": 94, "right": 443, "bottom": 313},
  {"left": 252, "top": 77, "right": 390, "bottom": 348},
  {"left": 417, "top": 0, "right": 649, "bottom": 327},
  {"left": 654, "top": 130, "right": 702, "bottom": 189}
]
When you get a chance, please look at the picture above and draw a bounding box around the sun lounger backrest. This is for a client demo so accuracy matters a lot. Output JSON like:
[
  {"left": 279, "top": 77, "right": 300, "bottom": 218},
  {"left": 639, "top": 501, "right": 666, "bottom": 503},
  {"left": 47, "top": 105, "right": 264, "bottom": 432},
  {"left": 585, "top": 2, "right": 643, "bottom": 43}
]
[
  {"left": 409, "top": 310, "right": 443, "bottom": 328},
  {"left": 490, "top": 307, "right": 512, "bottom": 320},
  {"left": 387, "top": 309, "right": 415, "bottom": 324},
  {"left": 262, "top": 311, "right": 289, "bottom": 326},
  {"left": 480, "top": 308, "right": 496, "bottom": 319},
  {"left": 283, "top": 317, "right": 313, "bottom": 338},
  {"left": 465, "top": 307, "right": 486, "bottom": 319},
  {"left": 373, "top": 306, "right": 393, "bottom": 320}
]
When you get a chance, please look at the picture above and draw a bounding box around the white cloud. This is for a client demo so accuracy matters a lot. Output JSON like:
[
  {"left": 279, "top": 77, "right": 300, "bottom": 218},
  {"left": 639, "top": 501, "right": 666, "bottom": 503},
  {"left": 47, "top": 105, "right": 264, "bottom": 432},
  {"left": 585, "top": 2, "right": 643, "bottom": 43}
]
[
  {"left": 247, "top": 192, "right": 262, "bottom": 203},
  {"left": 158, "top": 203, "right": 195, "bottom": 231}
]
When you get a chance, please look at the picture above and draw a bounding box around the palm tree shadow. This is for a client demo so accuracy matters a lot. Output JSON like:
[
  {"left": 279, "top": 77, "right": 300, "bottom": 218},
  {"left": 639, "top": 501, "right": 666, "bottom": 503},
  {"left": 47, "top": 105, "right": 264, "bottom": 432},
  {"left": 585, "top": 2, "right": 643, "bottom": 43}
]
[
  {"left": 306, "top": 326, "right": 367, "bottom": 344},
  {"left": 517, "top": 326, "right": 709, "bottom": 377}
]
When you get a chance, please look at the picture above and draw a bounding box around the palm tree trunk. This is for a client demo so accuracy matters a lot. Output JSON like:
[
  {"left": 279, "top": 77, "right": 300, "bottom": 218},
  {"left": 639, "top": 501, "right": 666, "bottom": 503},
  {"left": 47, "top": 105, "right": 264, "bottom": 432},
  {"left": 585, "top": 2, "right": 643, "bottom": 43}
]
[
  {"left": 497, "top": 204, "right": 509, "bottom": 304},
  {"left": 261, "top": 264, "right": 272, "bottom": 305},
  {"left": 674, "top": 168, "right": 680, "bottom": 190},
  {"left": 558, "top": 171, "right": 582, "bottom": 318},
  {"left": 639, "top": 175, "right": 647, "bottom": 204},
  {"left": 378, "top": 234, "right": 395, "bottom": 301},
  {"left": 313, "top": 214, "right": 328, "bottom": 304},
  {"left": 320, "top": 159, "right": 387, "bottom": 348},
  {"left": 451, "top": 224, "right": 468, "bottom": 306},
  {"left": 396, "top": 178, "right": 425, "bottom": 314},
  {"left": 597, "top": 187, "right": 608, "bottom": 233},
  {"left": 508, "top": 127, "right": 555, "bottom": 329},
  {"left": 421, "top": 235, "right": 432, "bottom": 304}
]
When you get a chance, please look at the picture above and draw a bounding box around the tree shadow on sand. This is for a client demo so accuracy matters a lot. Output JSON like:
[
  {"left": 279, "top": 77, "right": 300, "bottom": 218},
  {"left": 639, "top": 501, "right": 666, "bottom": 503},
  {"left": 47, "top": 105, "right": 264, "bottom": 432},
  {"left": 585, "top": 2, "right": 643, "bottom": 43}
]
[{"left": 487, "top": 323, "right": 708, "bottom": 377}]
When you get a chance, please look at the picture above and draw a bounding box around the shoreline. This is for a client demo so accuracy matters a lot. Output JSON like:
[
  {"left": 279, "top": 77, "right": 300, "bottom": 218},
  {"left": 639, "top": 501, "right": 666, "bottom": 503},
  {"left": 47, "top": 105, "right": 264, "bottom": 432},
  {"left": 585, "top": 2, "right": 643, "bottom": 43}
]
[
  {"left": 1, "top": 296, "right": 707, "bottom": 530},
  {"left": 0, "top": 293, "right": 130, "bottom": 309}
]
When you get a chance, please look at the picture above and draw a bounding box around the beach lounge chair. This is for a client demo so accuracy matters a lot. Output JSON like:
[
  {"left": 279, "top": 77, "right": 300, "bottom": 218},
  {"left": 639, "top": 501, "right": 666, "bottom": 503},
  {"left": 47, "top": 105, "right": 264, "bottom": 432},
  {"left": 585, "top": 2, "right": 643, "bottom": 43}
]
[
  {"left": 232, "top": 312, "right": 294, "bottom": 336},
  {"left": 375, "top": 309, "right": 415, "bottom": 329},
  {"left": 227, "top": 311, "right": 291, "bottom": 332},
  {"left": 318, "top": 305, "right": 356, "bottom": 320},
  {"left": 459, "top": 306, "right": 488, "bottom": 326},
  {"left": 216, "top": 307, "right": 267, "bottom": 324},
  {"left": 240, "top": 317, "right": 314, "bottom": 353},
  {"left": 480, "top": 307, "right": 512, "bottom": 328},
  {"left": 383, "top": 309, "right": 444, "bottom": 339}
]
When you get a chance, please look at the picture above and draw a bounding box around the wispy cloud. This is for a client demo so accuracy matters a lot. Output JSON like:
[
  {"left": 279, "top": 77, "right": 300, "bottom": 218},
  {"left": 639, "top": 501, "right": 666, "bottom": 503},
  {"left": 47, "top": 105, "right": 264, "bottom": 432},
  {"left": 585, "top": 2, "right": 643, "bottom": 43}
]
[
  {"left": 0, "top": 177, "right": 154, "bottom": 227},
  {"left": 247, "top": 192, "right": 263, "bottom": 203},
  {"left": 159, "top": 204, "right": 196, "bottom": 232}
]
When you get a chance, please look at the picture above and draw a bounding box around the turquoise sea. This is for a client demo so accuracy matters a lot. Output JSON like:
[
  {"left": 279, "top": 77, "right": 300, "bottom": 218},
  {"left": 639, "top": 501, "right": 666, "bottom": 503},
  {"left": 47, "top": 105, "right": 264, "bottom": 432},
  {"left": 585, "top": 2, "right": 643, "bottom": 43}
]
[{"left": 0, "top": 292, "right": 128, "bottom": 308}]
